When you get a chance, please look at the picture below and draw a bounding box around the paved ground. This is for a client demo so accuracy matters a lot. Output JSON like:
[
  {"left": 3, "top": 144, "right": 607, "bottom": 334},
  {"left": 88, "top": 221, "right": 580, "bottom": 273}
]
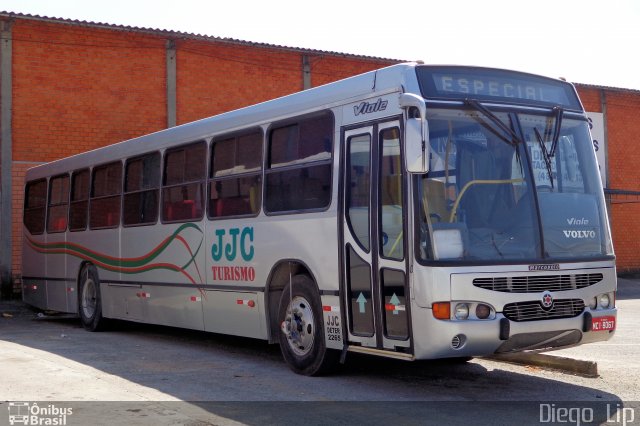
[{"left": 0, "top": 278, "right": 638, "bottom": 425}]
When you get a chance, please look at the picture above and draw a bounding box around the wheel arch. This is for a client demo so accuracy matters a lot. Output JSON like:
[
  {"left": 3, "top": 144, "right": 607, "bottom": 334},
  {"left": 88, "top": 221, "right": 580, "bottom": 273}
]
[{"left": 265, "top": 259, "right": 320, "bottom": 344}]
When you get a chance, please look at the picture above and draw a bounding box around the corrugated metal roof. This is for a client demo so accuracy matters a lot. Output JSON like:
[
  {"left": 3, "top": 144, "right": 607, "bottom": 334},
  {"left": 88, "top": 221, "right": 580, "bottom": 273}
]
[
  {"left": 0, "top": 10, "right": 402, "bottom": 63},
  {"left": 574, "top": 82, "right": 640, "bottom": 95}
]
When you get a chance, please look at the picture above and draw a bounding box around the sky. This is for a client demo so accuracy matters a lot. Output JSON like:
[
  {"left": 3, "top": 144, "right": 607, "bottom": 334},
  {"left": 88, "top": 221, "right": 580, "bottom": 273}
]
[{"left": 2, "top": 0, "right": 640, "bottom": 90}]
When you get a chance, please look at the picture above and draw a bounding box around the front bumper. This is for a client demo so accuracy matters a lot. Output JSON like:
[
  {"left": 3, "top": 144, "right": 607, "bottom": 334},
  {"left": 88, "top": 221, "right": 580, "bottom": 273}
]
[{"left": 411, "top": 306, "right": 617, "bottom": 360}]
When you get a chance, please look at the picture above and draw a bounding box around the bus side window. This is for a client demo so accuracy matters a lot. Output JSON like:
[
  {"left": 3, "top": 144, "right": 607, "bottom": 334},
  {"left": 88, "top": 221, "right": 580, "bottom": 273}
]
[
  {"left": 90, "top": 161, "right": 122, "bottom": 229},
  {"left": 69, "top": 169, "right": 90, "bottom": 231},
  {"left": 265, "top": 111, "right": 333, "bottom": 213},
  {"left": 24, "top": 179, "right": 47, "bottom": 235},
  {"left": 46, "top": 174, "right": 70, "bottom": 233},
  {"left": 123, "top": 152, "right": 160, "bottom": 226},
  {"left": 162, "top": 141, "right": 206, "bottom": 222},
  {"left": 208, "top": 129, "right": 262, "bottom": 219}
]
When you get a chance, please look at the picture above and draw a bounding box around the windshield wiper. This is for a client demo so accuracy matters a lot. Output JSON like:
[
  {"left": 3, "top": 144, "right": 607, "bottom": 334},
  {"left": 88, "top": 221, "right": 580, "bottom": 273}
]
[
  {"left": 533, "top": 106, "right": 564, "bottom": 188},
  {"left": 465, "top": 98, "right": 522, "bottom": 146},
  {"left": 534, "top": 127, "right": 555, "bottom": 189},
  {"left": 549, "top": 106, "right": 563, "bottom": 157}
]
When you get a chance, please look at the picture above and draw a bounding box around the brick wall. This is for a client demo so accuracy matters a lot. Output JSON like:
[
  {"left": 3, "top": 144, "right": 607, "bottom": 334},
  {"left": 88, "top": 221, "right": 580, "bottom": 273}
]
[
  {"left": 602, "top": 91, "right": 640, "bottom": 273},
  {"left": 176, "top": 39, "right": 305, "bottom": 124},
  {"left": 575, "top": 86, "right": 640, "bottom": 273},
  {"left": 10, "top": 163, "right": 29, "bottom": 276},
  {"left": 310, "top": 55, "right": 395, "bottom": 87},
  {"left": 1, "top": 16, "right": 393, "bottom": 292},
  {"left": 12, "top": 20, "right": 168, "bottom": 161},
  {"left": 575, "top": 86, "right": 602, "bottom": 113}
]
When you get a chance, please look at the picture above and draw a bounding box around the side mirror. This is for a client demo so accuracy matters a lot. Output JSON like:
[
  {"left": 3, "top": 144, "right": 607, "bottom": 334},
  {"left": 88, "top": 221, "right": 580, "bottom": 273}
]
[
  {"left": 405, "top": 117, "right": 429, "bottom": 173},
  {"left": 399, "top": 93, "right": 430, "bottom": 174}
]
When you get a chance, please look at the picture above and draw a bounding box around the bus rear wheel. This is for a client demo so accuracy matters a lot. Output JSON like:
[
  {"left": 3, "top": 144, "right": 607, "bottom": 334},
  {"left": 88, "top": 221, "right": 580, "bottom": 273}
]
[
  {"left": 78, "top": 265, "right": 106, "bottom": 331},
  {"left": 278, "top": 275, "right": 337, "bottom": 376}
]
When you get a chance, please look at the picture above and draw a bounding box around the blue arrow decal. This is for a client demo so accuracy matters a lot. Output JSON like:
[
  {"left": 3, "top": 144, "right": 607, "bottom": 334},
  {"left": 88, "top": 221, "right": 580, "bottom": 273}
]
[
  {"left": 389, "top": 293, "right": 401, "bottom": 315},
  {"left": 356, "top": 292, "right": 367, "bottom": 314}
]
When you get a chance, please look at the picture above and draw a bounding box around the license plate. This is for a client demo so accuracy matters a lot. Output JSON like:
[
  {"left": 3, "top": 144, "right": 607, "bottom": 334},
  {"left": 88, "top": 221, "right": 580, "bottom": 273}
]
[{"left": 591, "top": 316, "right": 616, "bottom": 331}]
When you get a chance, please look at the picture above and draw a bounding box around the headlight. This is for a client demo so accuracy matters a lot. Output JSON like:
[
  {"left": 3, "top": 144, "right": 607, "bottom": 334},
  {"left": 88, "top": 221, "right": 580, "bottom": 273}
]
[
  {"left": 476, "top": 304, "right": 491, "bottom": 319},
  {"left": 599, "top": 293, "right": 610, "bottom": 309},
  {"left": 454, "top": 303, "right": 469, "bottom": 320},
  {"left": 589, "top": 297, "right": 598, "bottom": 310}
]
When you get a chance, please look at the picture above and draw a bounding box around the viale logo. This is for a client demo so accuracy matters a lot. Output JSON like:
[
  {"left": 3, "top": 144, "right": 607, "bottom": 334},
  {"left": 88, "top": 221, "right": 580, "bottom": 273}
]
[
  {"left": 353, "top": 98, "right": 388, "bottom": 116},
  {"left": 567, "top": 217, "right": 589, "bottom": 225}
]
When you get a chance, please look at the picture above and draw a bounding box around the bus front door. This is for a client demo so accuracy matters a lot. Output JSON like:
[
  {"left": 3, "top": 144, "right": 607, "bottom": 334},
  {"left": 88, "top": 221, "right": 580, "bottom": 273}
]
[{"left": 341, "top": 120, "right": 411, "bottom": 353}]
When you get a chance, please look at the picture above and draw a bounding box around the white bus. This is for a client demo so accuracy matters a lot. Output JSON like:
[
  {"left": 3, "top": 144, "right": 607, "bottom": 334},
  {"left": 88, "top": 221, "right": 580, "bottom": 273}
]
[{"left": 22, "top": 63, "right": 617, "bottom": 375}]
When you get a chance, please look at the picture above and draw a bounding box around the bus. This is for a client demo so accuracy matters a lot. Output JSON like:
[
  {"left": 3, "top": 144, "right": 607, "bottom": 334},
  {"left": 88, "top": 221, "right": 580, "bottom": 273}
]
[{"left": 21, "top": 63, "right": 617, "bottom": 375}]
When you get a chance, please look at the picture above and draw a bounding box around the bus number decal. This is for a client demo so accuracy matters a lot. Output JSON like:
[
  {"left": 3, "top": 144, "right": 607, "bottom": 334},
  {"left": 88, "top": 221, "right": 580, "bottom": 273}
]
[
  {"left": 324, "top": 308, "right": 342, "bottom": 343},
  {"left": 211, "top": 226, "right": 256, "bottom": 282}
]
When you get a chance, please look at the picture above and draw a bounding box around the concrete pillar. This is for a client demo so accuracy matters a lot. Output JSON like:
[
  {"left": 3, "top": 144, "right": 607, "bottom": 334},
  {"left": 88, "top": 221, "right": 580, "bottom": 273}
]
[
  {"left": 600, "top": 90, "right": 609, "bottom": 189},
  {"left": 302, "top": 55, "right": 311, "bottom": 90},
  {"left": 1, "top": 19, "right": 13, "bottom": 298},
  {"left": 166, "top": 39, "right": 177, "bottom": 128}
]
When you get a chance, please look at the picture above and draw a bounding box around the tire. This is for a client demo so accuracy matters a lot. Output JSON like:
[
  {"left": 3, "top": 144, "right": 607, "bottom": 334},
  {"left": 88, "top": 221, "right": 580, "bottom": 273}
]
[
  {"left": 78, "top": 265, "right": 106, "bottom": 331},
  {"left": 278, "top": 275, "right": 338, "bottom": 376}
]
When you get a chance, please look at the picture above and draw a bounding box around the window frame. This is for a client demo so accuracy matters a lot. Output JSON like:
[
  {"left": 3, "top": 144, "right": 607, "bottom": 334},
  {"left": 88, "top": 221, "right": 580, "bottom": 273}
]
[
  {"left": 161, "top": 140, "right": 207, "bottom": 224},
  {"left": 345, "top": 132, "right": 372, "bottom": 253},
  {"left": 89, "top": 160, "right": 123, "bottom": 230},
  {"left": 378, "top": 126, "right": 406, "bottom": 261},
  {"left": 123, "top": 151, "right": 161, "bottom": 227},
  {"left": 69, "top": 168, "right": 90, "bottom": 232},
  {"left": 23, "top": 178, "right": 48, "bottom": 235},
  {"left": 207, "top": 128, "right": 263, "bottom": 220},
  {"left": 264, "top": 110, "right": 335, "bottom": 215},
  {"left": 46, "top": 173, "right": 70, "bottom": 234}
]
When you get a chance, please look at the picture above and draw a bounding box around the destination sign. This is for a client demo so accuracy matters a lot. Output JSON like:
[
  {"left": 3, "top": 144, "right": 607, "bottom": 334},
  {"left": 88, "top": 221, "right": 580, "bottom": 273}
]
[{"left": 416, "top": 66, "right": 582, "bottom": 110}]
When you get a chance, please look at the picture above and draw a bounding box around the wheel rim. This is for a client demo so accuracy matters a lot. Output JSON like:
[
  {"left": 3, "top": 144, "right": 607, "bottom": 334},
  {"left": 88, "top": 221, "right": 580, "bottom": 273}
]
[
  {"left": 81, "top": 277, "right": 97, "bottom": 319},
  {"left": 284, "top": 296, "right": 316, "bottom": 356}
]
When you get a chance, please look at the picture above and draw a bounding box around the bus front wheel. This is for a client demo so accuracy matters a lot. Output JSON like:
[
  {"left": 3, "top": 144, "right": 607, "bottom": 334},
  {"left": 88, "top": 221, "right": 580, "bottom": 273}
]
[
  {"left": 78, "top": 265, "right": 106, "bottom": 331},
  {"left": 277, "top": 275, "right": 337, "bottom": 376}
]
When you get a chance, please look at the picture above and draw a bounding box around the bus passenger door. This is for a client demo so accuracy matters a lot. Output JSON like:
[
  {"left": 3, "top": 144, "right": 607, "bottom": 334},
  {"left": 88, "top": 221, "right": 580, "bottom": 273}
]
[{"left": 341, "top": 120, "right": 411, "bottom": 353}]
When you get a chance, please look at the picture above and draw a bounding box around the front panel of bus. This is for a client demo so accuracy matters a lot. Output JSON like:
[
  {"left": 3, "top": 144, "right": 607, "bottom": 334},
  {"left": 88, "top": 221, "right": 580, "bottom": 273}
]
[{"left": 408, "top": 66, "right": 616, "bottom": 359}]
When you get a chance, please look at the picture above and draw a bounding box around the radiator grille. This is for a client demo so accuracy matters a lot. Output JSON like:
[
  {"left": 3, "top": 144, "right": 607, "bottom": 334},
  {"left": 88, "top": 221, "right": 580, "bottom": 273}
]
[
  {"left": 473, "top": 273, "right": 603, "bottom": 293},
  {"left": 503, "top": 299, "right": 585, "bottom": 322}
]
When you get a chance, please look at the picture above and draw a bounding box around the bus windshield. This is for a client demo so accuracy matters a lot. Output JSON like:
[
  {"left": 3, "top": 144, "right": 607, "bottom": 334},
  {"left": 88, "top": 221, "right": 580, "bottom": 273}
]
[{"left": 416, "top": 107, "right": 613, "bottom": 262}]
